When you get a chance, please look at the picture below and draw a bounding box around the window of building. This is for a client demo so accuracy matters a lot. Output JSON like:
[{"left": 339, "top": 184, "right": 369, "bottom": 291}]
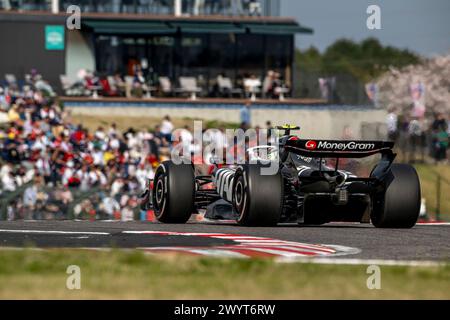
[
  {"left": 93, "top": 32, "right": 293, "bottom": 95},
  {"left": 208, "top": 33, "right": 237, "bottom": 83},
  {"left": 149, "top": 35, "right": 175, "bottom": 80},
  {"left": 236, "top": 34, "right": 264, "bottom": 79},
  {"left": 175, "top": 34, "right": 208, "bottom": 88},
  {"left": 265, "top": 34, "right": 293, "bottom": 86}
]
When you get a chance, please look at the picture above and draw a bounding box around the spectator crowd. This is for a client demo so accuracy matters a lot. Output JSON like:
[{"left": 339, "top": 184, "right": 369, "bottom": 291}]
[
  {"left": 2, "top": 0, "right": 265, "bottom": 17},
  {"left": 0, "top": 75, "right": 176, "bottom": 221},
  {"left": 59, "top": 66, "right": 291, "bottom": 101},
  {"left": 386, "top": 108, "right": 450, "bottom": 164}
]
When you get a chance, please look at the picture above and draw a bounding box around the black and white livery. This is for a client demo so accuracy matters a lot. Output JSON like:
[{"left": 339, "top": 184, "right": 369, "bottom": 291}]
[{"left": 140, "top": 126, "right": 421, "bottom": 228}]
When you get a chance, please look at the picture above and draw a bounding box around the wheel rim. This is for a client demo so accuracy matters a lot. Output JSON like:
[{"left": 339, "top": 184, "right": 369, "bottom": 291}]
[
  {"left": 234, "top": 177, "right": 247, "bottom": 220},
  {"left": 235, "top": 181, "right": 244, "bottom": 207},
  {"left": 154, "top": 176, "right": 166, "bottom": 214}
]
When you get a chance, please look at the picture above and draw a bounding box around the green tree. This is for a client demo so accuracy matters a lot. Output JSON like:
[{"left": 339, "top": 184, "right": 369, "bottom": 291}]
[{"left": 296, "top": 38, "right": 421, "bottom": 82}]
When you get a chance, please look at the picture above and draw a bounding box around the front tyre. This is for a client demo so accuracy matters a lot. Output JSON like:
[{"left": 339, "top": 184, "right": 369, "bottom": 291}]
[
  {"left": 152, "top": 161, "right": 195, "bottom": 223},
  {"left": 371, "top": 164, "right": 421, "bottom": 228},
  {"left": 233, "top": 164, "right": 283, "bottom": 227}
]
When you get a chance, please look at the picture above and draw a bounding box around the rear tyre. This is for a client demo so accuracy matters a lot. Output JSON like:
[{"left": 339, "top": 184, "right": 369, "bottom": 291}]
[
  {"left": 371, "top": 164, "right": 421, "bottom": 228},
  {"left": 152, "top": 161, "right": 195, "bottom": 223},
  {"left": 233, "top": 164, "right": 283, "bottom": 227}
]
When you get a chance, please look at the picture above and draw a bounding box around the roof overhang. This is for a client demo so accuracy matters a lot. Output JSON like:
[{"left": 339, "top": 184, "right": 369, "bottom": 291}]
[
  {"left": 169, "top": 21, "right": 246, "bottom": 34},
  {"left": 82, "top": 20, "right": 175, "bottom": 34},
  {"left": 242, "top": 23, "right": 313, "bottom": 35},
  {"left": 0, "top": 10, "right": 313, "bottom": 35},
  {"left": 82, "top": 19, "right": 313, "bottom": 35}
]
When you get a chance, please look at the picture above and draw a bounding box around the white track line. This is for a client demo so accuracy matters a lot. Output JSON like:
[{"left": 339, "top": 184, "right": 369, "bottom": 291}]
[
  {"left": 122, "top": 231, "right": 181, "bottom": 235},
  {"left": 0, "top": 229, "right": 110, "bottom": 235},
  {"left": 278, "top": 257, "right": 447, "bottom": 267},
  {"left": 417, "top": 222, "right": 450, "bottom": 226}
]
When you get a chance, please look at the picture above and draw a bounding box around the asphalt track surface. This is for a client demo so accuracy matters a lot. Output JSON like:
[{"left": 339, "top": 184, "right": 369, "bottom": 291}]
[{"left": 0, "top": 220, "right": 449, "bottom": 261}]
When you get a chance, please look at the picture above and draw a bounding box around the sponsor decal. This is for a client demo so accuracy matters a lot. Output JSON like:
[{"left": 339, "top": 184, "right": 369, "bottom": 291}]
[
  {"left": 305, "top": 140, "right": 317, "bottom": 150},
  {"left": 316, "top": 141, "right": 376, "bottom": 151}
]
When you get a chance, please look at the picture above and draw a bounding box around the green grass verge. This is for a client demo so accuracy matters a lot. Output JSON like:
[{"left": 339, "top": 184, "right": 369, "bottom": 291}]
[
  {"left": 0, "top": 249, "right": 448, "bottom": 299},
  {"left": 414, "top": 164, "right": 450, "bottom": 220}
]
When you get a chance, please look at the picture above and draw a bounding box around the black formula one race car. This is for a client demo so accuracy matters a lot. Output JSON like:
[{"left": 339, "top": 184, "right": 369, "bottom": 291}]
[{"left": 140, "top": 126, "right": 421, "bottom": 228}]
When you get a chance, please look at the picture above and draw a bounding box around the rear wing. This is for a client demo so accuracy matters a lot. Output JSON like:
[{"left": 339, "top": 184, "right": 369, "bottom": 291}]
[{"left": 284, "top": 138, "right": 395, "bottom": 158}]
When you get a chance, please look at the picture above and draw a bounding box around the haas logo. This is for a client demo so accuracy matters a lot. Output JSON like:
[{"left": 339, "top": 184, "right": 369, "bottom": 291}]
[{"left": 305, "top": 140, "right": 317, "bottom": 150}]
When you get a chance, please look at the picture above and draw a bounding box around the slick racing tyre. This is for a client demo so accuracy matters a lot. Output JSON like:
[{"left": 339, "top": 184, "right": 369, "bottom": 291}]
[
  {"left": 371, "top": 164, "right": 421, "bottom": 228},
  {"left": 152, "top": 161, "right": 195, "bottom": 223},
  {"left": 232, "top": 164, "right": 283, "bottom": 227}
]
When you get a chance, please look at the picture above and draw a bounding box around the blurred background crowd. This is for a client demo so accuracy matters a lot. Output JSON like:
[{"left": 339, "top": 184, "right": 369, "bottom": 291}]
[
  {"left": 0, "top": 78, "right": 169, "bottom": 221},
  {"left": 60, "top": 66, "right": 291, "bottom": 101},
  {"left": 1, "top": 0, "right": 267, "bottom": 16}
]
